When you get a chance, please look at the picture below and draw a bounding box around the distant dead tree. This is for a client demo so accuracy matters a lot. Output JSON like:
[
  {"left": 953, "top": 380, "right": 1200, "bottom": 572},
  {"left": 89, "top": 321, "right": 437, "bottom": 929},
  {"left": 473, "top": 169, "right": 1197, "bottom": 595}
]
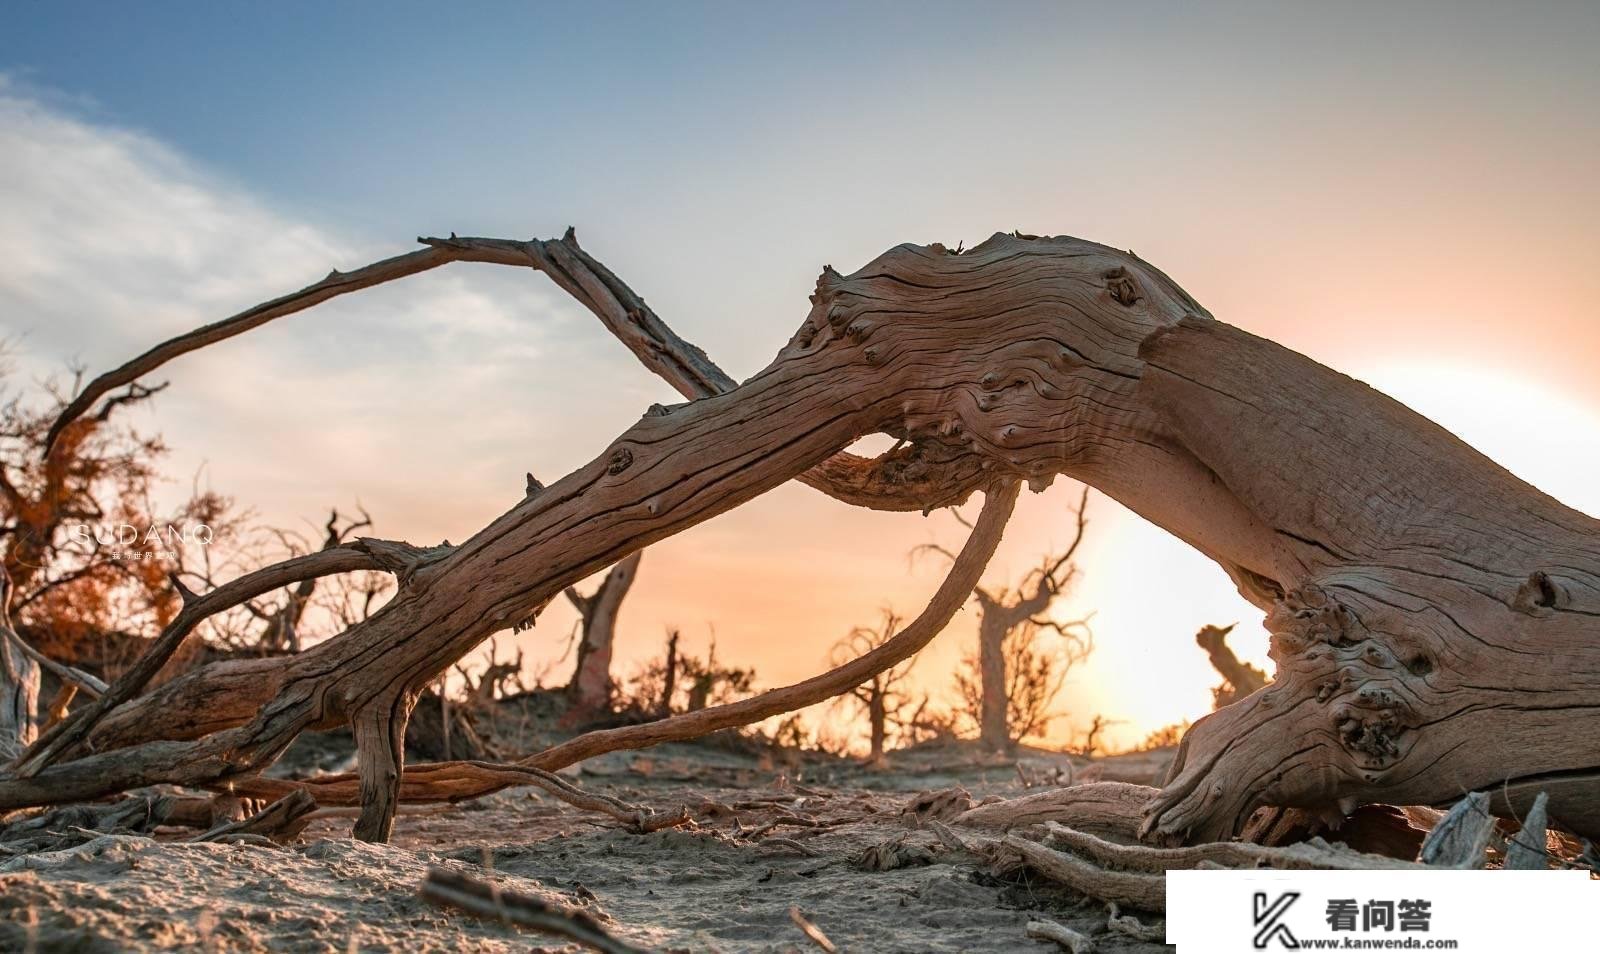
[
  {"left": 455, "top": 638, "right": 528, "bottom": 705},
  {"left": 926, "top": 486, "right": 1094, "bottom": 752},
  {"left": 658, "top": 629, "right": 679, "bottom": 716},
  {"left": 248, "top": 510, "right": 373, "bottom": 654},
  {"left": 619, "top": 628, "right": 755, "bottom": 719},
  {"left": 1071, "top": 713, "right": 1117, "bottom": 758},
  {"left": 830, "top": 611, "right": 920, "bottom": 765},
  {"left": 561, "top": 551, "right": 642, "bottom": 718},
  {"left": 1196, "top": 623, "right": 1269, "bottom": 709},
  {"left": 14, "top": 229, "right": 1600, "bottom": 846},
  {"left": 680, "top": 638, "right": 755, "bottom": 713}
]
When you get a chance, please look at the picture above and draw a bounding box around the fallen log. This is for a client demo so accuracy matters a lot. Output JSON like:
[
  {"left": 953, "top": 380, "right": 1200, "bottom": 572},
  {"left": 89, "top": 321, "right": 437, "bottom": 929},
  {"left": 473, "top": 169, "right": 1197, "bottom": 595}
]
[{"left": 4, "top": 229, "right": 1596, "bottom": 847}]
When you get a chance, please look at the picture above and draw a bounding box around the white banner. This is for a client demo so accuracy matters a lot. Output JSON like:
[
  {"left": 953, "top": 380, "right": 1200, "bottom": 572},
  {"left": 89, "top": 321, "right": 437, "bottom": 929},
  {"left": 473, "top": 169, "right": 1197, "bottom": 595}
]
[{"left": 1167, "top": 869, "right": 1594, "bottom": 952}]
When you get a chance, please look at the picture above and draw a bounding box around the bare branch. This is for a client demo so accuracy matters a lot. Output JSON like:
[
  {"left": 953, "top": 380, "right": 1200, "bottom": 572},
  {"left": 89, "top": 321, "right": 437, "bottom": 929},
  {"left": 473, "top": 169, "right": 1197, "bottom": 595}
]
[
  {"left": 221, "top": 482, "right": 1021, "bottom": 809},
  {"left": 42, "top": 231, "right": 986, "bottom": 510},
  {"left": 9, "top": 542, "right": 391, "bottom": 775}
]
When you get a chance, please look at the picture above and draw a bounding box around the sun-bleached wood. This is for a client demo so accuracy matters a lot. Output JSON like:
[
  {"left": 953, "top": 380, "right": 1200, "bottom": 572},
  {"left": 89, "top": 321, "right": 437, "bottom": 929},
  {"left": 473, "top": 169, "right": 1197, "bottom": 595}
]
[{"left": 8, "top": 230, "right": 1598, "bottom": 847}]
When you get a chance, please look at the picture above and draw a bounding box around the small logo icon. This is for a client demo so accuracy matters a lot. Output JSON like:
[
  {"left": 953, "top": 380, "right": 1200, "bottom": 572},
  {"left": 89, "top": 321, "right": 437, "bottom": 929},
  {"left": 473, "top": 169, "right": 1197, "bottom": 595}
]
[{"left": 1253, "top": 891, "right": 1300, "bottom": 949}]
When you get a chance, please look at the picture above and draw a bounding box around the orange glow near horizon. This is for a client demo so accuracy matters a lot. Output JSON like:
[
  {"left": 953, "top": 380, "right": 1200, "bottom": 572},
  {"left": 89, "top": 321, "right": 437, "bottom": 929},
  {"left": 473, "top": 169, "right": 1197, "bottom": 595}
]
[{"left": 485, "top": 358, "right": 1600, "bottom": 754}]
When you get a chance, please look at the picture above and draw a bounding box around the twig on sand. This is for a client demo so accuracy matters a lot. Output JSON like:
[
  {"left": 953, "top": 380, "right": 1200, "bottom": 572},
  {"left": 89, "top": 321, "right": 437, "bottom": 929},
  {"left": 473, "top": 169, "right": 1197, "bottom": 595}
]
[
  {"left": 1105, "top": 902, "right": 1163, "bottom": 943},
  {"left": 1026, "top": 919, "right": 1096, "bottom": 952},
  {"left": 507, "top": 764, "right": 690, "bottom": 833},
  {"left": 189, "top": 789, "right": 317, "bottom": 845},
  {"left": 788, "top": 906, "right": 838, "bottom": 953},
  {"left": 421, "top": 866, "right": 651, "bottom": 954},
  {"left": 759, "top": 837, "right": 821, "bottom": 857}
]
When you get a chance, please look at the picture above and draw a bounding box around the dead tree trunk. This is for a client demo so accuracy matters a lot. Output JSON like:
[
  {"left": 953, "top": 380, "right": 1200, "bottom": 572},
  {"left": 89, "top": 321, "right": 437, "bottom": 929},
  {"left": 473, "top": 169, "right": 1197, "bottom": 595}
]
[
  {"left": 11, "top": 230, "right": 1600, "bottom": 846},
  {"left": 974, "top": 596, "right": 1015, "bottom": 752},
  {"left": 0, "top": 571, "right": 40, "bottom": 762},
  {"left": 956, "top": 487, "right": 1089, "bottom": 753},
  {"left": 564, "top": 551, "right": 640, "bottom": 717},
  {"left": 867, "top": 689, "right": 887, "bottom": 764},
  {"left": 658, "top": 629, "right": 679, "bottom": 717},
  {"left": 1196, "top": 623, "right": 1268, "bottom": 708}
]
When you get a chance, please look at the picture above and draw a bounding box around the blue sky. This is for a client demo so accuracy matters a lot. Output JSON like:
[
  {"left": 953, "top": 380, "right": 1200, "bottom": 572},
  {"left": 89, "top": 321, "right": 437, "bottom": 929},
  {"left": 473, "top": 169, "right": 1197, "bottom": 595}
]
[{"left": 4, "top": 3, "right": 1600, "bottom": 748}]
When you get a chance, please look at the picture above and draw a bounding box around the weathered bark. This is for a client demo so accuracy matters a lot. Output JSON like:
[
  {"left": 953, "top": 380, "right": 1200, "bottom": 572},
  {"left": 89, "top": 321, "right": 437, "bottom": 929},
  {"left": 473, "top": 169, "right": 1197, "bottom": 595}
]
[
  {"left": 564, "top": 551, "right": 640, "bottom": 716},
  {"left": 9, "top": 230, "right": 1598, "bottom": 848}
]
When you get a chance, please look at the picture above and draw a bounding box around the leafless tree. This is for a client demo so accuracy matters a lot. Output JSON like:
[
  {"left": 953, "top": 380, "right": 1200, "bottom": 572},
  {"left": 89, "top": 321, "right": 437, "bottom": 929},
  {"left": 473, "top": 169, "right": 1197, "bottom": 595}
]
[
  {"left": 926, "top": 486, "right": 1093, "bottom": 752},
  {"left": 561, "top": 551, "right": 641, "bottom": 718},
  {"left": 829, "top": 611, "right": 920, "bottom": 765}
]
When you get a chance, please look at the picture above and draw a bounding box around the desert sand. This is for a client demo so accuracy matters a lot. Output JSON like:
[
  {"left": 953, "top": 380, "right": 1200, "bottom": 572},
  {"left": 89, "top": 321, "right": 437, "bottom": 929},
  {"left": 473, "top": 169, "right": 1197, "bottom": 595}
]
[{"left": 1, "top": 736, "right": 1172, "bottom": 953}]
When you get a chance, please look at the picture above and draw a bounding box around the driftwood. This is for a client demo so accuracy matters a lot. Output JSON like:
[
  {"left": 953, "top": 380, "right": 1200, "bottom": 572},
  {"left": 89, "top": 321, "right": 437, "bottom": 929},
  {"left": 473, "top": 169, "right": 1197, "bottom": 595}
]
[
  {"left": 1024, "top": 919, "right": 1096, "bottom": 953},
  {"left": 421, "top": 866, "right": 650, "bottom": 954},
  {"left": 1417, "top": 792, "right": 1497, "bottom": 868},
  {"left": 6, "top": 229, "right": 1597, "bottom": 846},
  {"left": 789, "top": 906, "right": 839, "bottom": 953}
]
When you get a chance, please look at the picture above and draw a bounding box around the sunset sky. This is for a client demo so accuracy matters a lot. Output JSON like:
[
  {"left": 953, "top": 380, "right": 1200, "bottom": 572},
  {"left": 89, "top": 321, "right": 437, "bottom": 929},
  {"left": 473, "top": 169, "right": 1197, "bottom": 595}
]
[{"left": 4, "top": 3, "right": 1599, "bottom": 750}]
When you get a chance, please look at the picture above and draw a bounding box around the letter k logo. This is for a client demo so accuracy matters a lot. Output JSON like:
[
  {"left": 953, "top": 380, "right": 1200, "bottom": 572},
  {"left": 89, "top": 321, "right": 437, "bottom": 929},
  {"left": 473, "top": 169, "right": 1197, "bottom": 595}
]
[{"left": 1253, "top": 891, "right": 1300, "bottom": 949}]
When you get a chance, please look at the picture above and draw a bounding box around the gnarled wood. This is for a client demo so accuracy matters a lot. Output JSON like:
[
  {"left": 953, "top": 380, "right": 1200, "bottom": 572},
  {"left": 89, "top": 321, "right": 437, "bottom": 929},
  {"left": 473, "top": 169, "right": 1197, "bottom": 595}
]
[{"left": 10, "top": 230, "right": 1599, "bottom": 848}]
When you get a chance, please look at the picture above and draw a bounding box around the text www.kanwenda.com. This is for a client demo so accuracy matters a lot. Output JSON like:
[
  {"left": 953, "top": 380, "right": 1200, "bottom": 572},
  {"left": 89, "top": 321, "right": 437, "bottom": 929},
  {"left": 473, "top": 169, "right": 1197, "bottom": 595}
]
[{"left": 1295, "top": 939, "right": 1461, "bottom": 950}]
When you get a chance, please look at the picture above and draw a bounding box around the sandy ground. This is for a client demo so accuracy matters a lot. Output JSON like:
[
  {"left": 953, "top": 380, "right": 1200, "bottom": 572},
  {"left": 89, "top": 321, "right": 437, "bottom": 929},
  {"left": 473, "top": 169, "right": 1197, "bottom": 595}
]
[{"left": 0, "top": 742, "right": 1174, "bottom": 953}]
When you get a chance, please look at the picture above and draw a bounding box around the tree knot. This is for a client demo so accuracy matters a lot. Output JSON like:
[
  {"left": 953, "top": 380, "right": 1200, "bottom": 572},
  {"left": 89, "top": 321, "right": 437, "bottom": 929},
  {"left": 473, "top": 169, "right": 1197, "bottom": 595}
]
[
  {"left": 1510, "top": 570, "right": 1564, "bottom": 616},
  {"left": 1102, "top": 266, "right": 1143, "bottom": 307},
  {"left": 1264, "top": 584, "right": 1360, "bottom": 658}
]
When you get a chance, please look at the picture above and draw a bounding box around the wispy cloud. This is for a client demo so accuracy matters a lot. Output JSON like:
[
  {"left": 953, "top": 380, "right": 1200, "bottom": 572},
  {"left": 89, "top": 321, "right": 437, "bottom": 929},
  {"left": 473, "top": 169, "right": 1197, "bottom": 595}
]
[{"left": 0, "top": 77, "right": 643, "bottom": 548}]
